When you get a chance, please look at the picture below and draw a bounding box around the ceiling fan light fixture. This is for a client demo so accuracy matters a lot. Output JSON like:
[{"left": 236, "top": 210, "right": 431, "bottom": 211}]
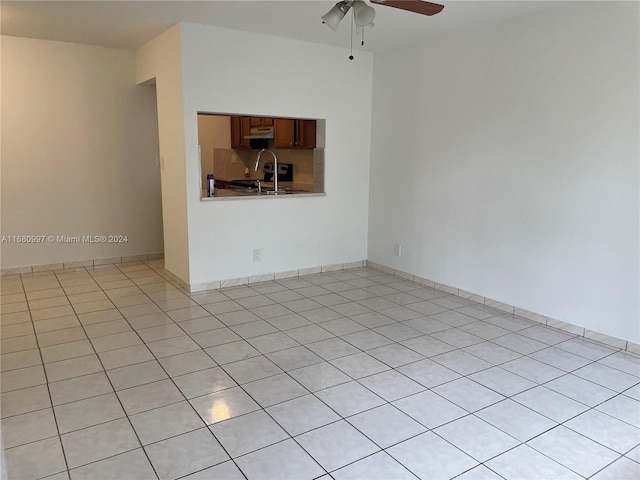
[
  {"left": 321, "top": 1, "right": 352, "bottom": 31},
  {"left": 353, "top": 1, "right": 376, "bottom": 27},
  {"left": 322, "top": 0, "right": 444, "bottom": 60},
  {"left": 355, "top": 22, "right": 375, "bottom": 35}
]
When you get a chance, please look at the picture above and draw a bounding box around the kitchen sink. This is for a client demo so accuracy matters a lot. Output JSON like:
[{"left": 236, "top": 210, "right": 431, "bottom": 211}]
[
  {"left": 227, "top": 186, "right": 309, "bottom": 196},
  {"left": 229, "top": 180, "right": 308, "bottom": 195}
]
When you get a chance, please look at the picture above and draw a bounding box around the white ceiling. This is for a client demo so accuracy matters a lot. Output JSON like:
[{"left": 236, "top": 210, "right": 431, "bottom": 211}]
[{"left": 1, "top": 1, "right": 568, "bottom": 52}]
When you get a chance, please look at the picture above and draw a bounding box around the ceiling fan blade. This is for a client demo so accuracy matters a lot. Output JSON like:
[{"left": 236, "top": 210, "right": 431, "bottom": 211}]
[{"left": 370, "top": 0, "right": 445, "bottom": 16}]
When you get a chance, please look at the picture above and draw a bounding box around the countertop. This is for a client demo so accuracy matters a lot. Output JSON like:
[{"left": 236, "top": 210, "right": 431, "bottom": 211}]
[
  {"left": 201, "top": 182, "right": 324, "bottom": 201},
  {"left": 202, "top": 190, "right": 325, "bottom": 201},
  {"left": 224, "top": 180, "right": 313, "bottom": 190}
]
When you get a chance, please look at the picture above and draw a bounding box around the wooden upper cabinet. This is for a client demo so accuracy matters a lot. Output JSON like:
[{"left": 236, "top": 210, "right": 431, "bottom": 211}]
[
  {"left": 250, "top": 117, "right": 274, "bottom": 127},
  {"left": 274, "top": 119, "right": 296, "bottom": 148},
  {"left": 230, "top": 116, "right": 241, "bottom": 146},
  {"left": 274, "top": 118, "right": 316, "bottom": 149},
  {"left": 296, "top": 120, "right": 317, "bottom": 149},
  {"left": 232, "top": 116, "right": 316, "bottom": 149},
  {"left": 230, "top": 116, "right": 251, "bottom": 148}
]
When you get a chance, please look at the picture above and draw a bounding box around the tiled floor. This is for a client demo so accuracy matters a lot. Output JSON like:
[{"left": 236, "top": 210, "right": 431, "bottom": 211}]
[{"left": 1, "top": 261, "right": 639, "bottom": 480}]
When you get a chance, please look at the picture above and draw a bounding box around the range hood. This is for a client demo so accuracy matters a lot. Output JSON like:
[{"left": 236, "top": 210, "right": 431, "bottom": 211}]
[{"left": 244, "top": 126, "right": 275, "bottom": 140}]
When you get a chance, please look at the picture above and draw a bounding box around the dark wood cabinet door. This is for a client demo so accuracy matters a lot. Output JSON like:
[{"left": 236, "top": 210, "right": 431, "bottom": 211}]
[
  {"left": 241, "top": 117, "right": 251, "bottom": 148},
  {"left": 274, "top": 118, "right": 296, "bottom": 148},
  {"left": 231, "top": 116, "right": 251, "bottom": 148},
  {"left": 230, "top": 116, "right": 243, "bottom": 147},
  {"left": 296, "top": 120, "right": 317, "bottom": 149}
]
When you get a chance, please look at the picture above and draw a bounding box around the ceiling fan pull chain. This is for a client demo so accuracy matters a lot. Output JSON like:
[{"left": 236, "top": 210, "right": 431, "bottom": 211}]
[
  {"left": 361, "top": 25, "right": 365, "bottom": 46},
  {"left": 349, "top": 9, "right": 355, "bottom": 60}
]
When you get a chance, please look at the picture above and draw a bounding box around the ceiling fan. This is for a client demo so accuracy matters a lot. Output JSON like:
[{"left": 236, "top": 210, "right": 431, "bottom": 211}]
[{"left": 322, "top": 0, "right": 445, "bottom": 59}]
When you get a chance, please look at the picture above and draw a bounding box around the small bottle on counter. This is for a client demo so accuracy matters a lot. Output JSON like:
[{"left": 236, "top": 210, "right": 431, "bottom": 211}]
[
  {"left": 207, "top": 174, "right": 215, "bottom": 197},
  {"left": 245, "top": 167, "right": 250, "bottom": 178}
]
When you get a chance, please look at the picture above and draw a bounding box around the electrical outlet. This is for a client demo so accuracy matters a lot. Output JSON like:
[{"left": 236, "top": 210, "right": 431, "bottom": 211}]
[
  {"left": 253, "top": 249, "right": 262, "bottom": 262},
  {"left": 393, "top": 244, "right": 402, "bottom": 257}
]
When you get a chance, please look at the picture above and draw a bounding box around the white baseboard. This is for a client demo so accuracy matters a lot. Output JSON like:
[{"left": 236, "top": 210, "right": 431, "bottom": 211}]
[
  {"left": 4, "top": 254, "right": 635, "bottom": 354},
  {"left": 365, "top": 260, "right": 639, "bottom": 354},
  {"left": 1, "top": 252, "right": 164, "bottom": 276},
  {"left": 187, "top": 260, "right": 367, "bottom": 293}
]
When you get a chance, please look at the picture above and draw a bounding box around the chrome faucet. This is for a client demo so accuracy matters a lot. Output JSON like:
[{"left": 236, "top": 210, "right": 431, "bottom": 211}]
[{"left": 254, "top": 149, "right": 281, "bottom": 195}]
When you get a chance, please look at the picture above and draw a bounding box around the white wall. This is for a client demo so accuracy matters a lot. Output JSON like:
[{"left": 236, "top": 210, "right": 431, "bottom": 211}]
[
  {"left": 178, "top": 24, "right": 373, "bottom": 287},
  {"left": 368, "top": 2, "right": 639, "bottom": 342},
  {"left": 136, "top": 25, "right": 190, "bottom": 281},
  {"left": 1, "top": 36, "right": 162, "bottom": 268}
]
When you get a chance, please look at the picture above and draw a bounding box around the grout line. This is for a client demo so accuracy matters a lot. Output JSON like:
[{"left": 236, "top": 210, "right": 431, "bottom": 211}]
[
  {"left": 18, "top": 272, "right": 72, "bottom": 477},
  {"left": 54, "top": 264, "right": 161, "bottom": 478},
  {"left": 111, "top": 263, "right": 251, "bottom": 479},
  {"left": 1, "top": 265, "right": 637, "bottom": 480}
]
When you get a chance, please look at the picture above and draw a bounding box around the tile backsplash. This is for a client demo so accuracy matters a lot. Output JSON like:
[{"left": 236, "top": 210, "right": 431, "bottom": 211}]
[{"left": 202, "top": 148, "right": 316, "bottom": 189}]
